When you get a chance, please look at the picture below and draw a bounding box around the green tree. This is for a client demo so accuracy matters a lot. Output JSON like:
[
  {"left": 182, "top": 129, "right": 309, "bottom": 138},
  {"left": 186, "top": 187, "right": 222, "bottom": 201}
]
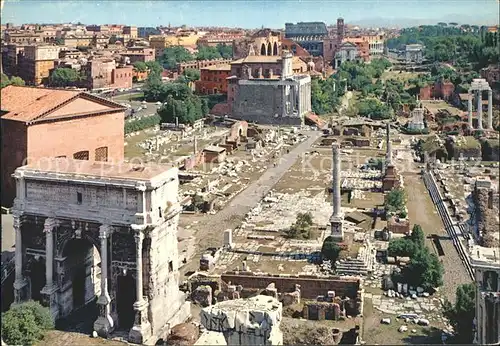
[
  {"left": 1, "top": 301, "right": 54, "bottom": 346},
  {"left": 384, "top": 188, "right": 406, "bottom": 214},
  {"left": 159, "top": 46, "right": 194, "bottom": 70},
  {"left": 109, "top": 35, "right": 118, "bottom": 44},
  {"left": 49, "top": 68, "right": 81, "bottom": 87},
  {"left": 286, "top": 212, "right": 314, "bottom": 239},
  {"left": 182, "top": 68, "right": 201, "bottom": 82},
  {"left": 410, "top": 224, "right": 426, "bottom": 248},
  {"left": 54, "top": 37, "right": 64, "bottom": 45},
  {"left": 357, "top": 98, "right": 392, "bottom": 120},
  {"left": 216, "top": 43, "right": 233, "bottom": 59},
  {"left": 403, "top": 247, "right": 443, "bottom": 289},
  {"left": 133, "top": 61, "right": 148, "bottom": 72},
  {"left": 321, "top": 236, "right": 342, "bottom": 263},
  {"left": 1, "top": 73, "right": 10, "bottom": 88},
  {"left": 9, "top": 76, "right": 26, "bottom": 86},
  {"left": 201, "top": 98, "right": 209, "bottom": 115},
  {"left": 443, "top": 283, "right": 476, "bottom": 344},
  {"left": 387, "top": 238, "right": 417, "bottom": 257},
  {"left": 145, "top": 60, "right": 163, "bottom": 75},
  {"left": 196, "top": 45, "right": 222, "bottom": 60}
]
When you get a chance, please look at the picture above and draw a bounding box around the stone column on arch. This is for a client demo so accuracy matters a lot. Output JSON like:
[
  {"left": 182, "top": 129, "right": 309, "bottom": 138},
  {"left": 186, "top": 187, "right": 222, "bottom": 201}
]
[
  {"left": 12, "top": 214, "right": 29, "bottom": 305},
  {"left": 94, "top": 224, "right": 114, "bottom": 337},
  {"left": 468, "top": 89, "right": 474, "bottom": 129},
  {"left": 41, "top": 217, "right": 60, "bottom": 319},
  {"left": 487, "top": 89, "right": 493, "bottom": 129},
  {"left": 128, "top": 226, "right": 152, "bottom": 344}
]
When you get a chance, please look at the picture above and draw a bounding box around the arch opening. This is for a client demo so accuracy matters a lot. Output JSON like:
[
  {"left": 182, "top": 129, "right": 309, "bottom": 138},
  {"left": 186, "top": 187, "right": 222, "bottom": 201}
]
[
  {"left": 116, "top": 273, "right": 136, "bottom": 330},
  {"left": 57, "top": 237, "right": 101, "bottom": 329},
  {"left": 260, "top": 43, "right": 266, "bottom": 56},
  {"left": 26, "top": 256, "right": 46, "bottom": 303},
  {"left": 267, "top": 42, "right": 272, "bottom": 56},
  {"left": 273, "top": 42, "right": 278, "bottom": 56}
]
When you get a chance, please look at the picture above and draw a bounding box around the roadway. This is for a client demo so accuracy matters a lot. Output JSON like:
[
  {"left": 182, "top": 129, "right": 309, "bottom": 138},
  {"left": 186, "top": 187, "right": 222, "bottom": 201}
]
[{"left": 179, "top": 129, "right": 323, "bottom": 275}]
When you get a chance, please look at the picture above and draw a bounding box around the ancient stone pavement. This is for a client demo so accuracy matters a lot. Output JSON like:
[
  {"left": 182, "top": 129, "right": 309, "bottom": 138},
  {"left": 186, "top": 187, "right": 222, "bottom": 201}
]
[{"left": 180, "top": 130, "right": 323, "bottom": 275}]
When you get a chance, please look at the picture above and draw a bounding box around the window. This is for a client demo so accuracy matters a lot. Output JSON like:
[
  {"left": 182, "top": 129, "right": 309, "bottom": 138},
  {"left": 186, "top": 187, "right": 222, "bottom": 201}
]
[
  {"left": 168, "top": 261, "right": 173, "bottom": 272},
  {"left": 95, "top": 146, "right": 108, "bottom": 162},
  {"left": 77, "top": 192, "right": 82, "bottom": 204},
  {"left": 158, "top": 207, "right": 162, "bottom": 218},
  {"left": 55, "top": 155, "right": 66, "bottom": 158},
  {"left": 73, "top": 150, "right": 89, "bottom": 160}
]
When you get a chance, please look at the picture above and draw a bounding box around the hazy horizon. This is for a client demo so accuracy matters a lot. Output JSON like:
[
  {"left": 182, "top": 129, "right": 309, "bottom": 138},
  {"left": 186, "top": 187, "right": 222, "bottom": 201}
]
[{"left": 2, "top": 0, "right": 499, "bottom": 29}]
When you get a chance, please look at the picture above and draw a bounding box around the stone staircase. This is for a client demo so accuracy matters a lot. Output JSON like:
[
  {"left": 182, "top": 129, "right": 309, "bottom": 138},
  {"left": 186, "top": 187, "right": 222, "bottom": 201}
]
[{"left": 335, "top": 240, "right": 375, "bottom": 276}]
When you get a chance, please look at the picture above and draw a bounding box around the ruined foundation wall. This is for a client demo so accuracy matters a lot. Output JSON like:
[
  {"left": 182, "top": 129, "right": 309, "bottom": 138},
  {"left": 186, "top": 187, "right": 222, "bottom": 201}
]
[
  {"left": 473, "top": 187, "right": 500, "bottom": 247},
  {"left": 221, "top": 272, "right": 360, "bottom": 299}
]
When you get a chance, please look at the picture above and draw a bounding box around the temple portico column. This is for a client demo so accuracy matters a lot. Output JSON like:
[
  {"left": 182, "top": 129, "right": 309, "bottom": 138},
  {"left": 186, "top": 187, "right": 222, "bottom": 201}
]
[
  {"left": 477, "top": 90, "right": 483, "bottom": 130},
  {"left": 12, "top": 215, "right": 29, "bottom": 304},
  {"left": 128, "top": 227, "right": 152, "bottom": 344},
  {"left": 487, "top": 89, "right": 493, "bottom": 129},
  {"left": 41, "top": 218, "right": 59, "bottom": 319},
  {"left": 94, "top": 225, "right": 114, "bottom": 337},
  {"left": 468, "top": 90, "right": 473, "bottom": 129}
]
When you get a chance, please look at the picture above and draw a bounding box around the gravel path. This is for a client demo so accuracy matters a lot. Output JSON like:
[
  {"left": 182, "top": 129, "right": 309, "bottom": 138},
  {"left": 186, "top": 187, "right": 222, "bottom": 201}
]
[
  {"left": 405, "top": 173, "right": 472, "bottom": 301},
  {"left": 179, "top": 130, "right": 322, "bottom": 275}
]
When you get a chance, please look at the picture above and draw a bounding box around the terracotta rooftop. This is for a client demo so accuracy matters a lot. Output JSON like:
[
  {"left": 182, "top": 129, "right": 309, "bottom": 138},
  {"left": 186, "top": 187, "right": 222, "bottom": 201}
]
[
  {"left": 1, "top": 85, "right": 125, "bottom": 123},
  {"left": 231, "top": 55, "right": 282, "bottom": 64},
  {"left": 19, "top": 157, "right": 174, "bottom": 181}
]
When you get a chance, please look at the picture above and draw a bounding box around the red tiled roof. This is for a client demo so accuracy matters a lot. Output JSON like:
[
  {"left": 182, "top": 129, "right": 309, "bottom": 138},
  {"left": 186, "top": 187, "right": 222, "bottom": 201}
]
[{"left": 1, "top": 86, "right": 124, "bottom": 123}]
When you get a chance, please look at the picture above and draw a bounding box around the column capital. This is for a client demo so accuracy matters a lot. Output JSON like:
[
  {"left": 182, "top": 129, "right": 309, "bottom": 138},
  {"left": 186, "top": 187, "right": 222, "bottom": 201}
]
[
  {"left": 135, "top": 183, "right": 147, "bottom": 192},
  {"left": 99, "top": 225, "right": 113, "bottom": 239},
  {"left": 43, "top": 218, "right": 59, "bottom": 233},
  {"left": 134, "top": 230, "right": 144, "bottom": 243},
  {"left": 13, "top": 214, "right": 23, "bottom": 229}
]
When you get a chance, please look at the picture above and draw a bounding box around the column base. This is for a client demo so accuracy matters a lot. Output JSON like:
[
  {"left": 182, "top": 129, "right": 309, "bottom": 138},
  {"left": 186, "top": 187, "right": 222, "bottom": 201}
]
[
  {"left": 13, "top": 277, "right": 30, "bottom": 305},
  {"left": 41, "top": 285, "right": 59, "bottom": 320},
  {"left": 329, "top": 215, "right": 345, "bottom": 242},
  {"left": 128, "top": 300, "right": 152, "bottom": 345},
  {"left": 94, "top": 294, "right": 114, "bottom": 337}
]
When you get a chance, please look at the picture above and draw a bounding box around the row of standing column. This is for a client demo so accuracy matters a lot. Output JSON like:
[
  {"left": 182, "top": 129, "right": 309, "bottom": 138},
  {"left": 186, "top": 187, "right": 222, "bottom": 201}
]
[{"left": 467, "top": 89, "right": 494, "bottom": 130}]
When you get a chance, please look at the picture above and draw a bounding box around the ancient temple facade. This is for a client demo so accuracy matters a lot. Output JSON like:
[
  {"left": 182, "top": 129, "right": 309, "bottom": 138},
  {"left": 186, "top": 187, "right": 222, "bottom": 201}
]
[{"left": 10, "top": 158, "right": 190, "bottom": 344}]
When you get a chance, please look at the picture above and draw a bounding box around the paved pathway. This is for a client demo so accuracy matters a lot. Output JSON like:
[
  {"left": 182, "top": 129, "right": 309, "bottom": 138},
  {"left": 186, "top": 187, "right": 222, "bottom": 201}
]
[{"left": 179, "top": 130, "right": 323, "bottom": 274}]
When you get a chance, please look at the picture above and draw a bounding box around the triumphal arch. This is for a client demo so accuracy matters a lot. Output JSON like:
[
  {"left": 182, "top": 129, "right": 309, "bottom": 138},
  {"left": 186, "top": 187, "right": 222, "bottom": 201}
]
[{"left": 11, "top": 158, "right": 190, "bottom": 344}]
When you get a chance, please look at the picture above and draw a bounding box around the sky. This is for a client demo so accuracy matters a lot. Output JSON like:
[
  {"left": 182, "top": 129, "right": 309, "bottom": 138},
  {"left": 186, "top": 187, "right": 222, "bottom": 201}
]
[{"left": 2, "top": 0, "right": 499, "bottom": 29}]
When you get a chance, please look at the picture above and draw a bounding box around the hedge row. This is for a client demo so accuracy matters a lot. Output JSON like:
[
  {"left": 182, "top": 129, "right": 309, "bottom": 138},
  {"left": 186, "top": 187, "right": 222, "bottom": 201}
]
[{"left": 125, "top": 114, "right": 161, "bottom": 134}]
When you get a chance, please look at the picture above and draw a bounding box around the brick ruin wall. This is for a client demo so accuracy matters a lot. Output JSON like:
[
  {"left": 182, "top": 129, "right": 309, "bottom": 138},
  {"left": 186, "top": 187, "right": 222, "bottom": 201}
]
[
  {"left": 474, "top": 187, "right": 500, "bottom": 247},
  {"left": 221, "top": 272, "right": 361, "bottom": 299}
]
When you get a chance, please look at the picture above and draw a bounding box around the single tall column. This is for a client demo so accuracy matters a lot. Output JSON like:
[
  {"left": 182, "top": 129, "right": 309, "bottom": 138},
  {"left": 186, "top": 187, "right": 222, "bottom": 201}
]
[
  {"left": 477, "top": 90, "right": 483, "bottom": 130},
  {"left": 134, "top": 231, "right": 144, "bottom": 305},
  {"left": 42, "top": 218, "right": 57, "bottom": 289},
  {"left": 385, "top": 124, "right": 392, "bottom": 165},
  {"left": 330, "top": 143, "right": 344, "bottom": 241},
  {"left": 129, "top": 228, "right": 151, "bottom": 344},
  {"left": 41, "top": 218, "right": 59, "bottom": 318},
  {"left": 332, "top": 143, "right": 341, "bottom": 217},
  {"left": 468, "top": 90, "right": 473, "bottom": 129},
  {"left": 12, "top": 215, "right": 29, "bottom": 304},
  {"left": 94, "top": 225, "right": 114, "bottom": 337},
  {"left": 487, "top": 89, "right": 493, "bottom": 130}
]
